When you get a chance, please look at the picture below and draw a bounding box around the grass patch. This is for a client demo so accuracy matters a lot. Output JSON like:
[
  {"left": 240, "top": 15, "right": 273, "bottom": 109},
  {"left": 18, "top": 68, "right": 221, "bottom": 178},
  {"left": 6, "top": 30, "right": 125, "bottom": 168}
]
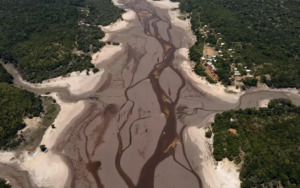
[
  {"left": 17, "top": 96, "right": 60, "bottom": 155},
  {"left": 177, "top": 15, "right": 186, "bottom": 20}
]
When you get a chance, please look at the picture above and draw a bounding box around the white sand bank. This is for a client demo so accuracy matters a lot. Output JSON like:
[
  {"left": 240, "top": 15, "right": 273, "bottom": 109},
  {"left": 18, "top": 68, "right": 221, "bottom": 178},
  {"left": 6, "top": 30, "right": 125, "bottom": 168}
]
[
  {"left": 15, "top": 69, "right": 104, "bottom": 96},
  {"left": 92, "top": 44, "right": 124, "bottom": 66},
  {"left": 100, "top": 9, "right": 136, "bottom": 42},
  {"left": 149, "top": 0, "right": 196, "bottom": 43},
  {"left": 42, "top": 70, "right": 104, "bottom": 95},
  {"left": 0, "top": 94, "right": 86, "bottom": 188},
  {"left": 187, "top": 126, "right": 240, "bottom": 188},
  {"left": 18, "top": 94, "right": 85, "bottom": 188},
  {"left": 40, "top": 93, "right": 85, "bottom": 149}
]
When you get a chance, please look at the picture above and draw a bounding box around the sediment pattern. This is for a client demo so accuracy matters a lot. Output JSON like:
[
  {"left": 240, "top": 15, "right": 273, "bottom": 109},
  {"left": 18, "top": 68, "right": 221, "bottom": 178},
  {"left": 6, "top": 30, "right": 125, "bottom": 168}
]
[{"left": 2, "top": 0, "right": 300, "bottom": 187}]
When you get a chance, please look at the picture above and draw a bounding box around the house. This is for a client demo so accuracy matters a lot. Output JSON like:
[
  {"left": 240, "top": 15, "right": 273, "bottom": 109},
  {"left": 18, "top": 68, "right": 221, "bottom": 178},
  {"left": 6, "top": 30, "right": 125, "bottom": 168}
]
[
  {"left": 218, "top": 50, "right": 222, "bottom": 53},
  {"left": 211, "top": 64, "right": 216, "bottom": 71},
  {"left": 201, "top": 57, "right": 206, "bottom": 60},
  {"left": 234, "top": 71, "right": 241, "bottom": 76},
  {"left": 212, "top": 55, "right": 216, "bottom": 58},
  {"left": 207, "top": 62, "right": 216, "bottom": 71},
  {"left": 221, "top": 43, "right": 225, "bottom": 46},
  {"left": 207, "top": 65, "right": 219, "bottom": 81},
  {"left": 207, "top": 58, "right": 212, "bottom": 62},
  {"left": 246, "top": 69, "right": 251, "bottom": 73},
  {"left": 229, "top": 49, "right": 233, "bottom": 51}
]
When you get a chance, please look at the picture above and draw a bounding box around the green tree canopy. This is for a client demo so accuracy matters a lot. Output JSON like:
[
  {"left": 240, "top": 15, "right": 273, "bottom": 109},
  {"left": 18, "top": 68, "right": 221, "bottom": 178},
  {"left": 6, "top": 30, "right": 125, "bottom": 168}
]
[{"left": 212, "top": 99, "right": 300, "bottom": 187}]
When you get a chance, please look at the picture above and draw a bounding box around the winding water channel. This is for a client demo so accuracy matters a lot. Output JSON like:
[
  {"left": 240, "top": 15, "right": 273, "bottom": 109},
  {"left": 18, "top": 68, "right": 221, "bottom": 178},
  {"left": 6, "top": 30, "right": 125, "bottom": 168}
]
[{"left": 2, "top": 0, "right": 300, "bottom": 187}]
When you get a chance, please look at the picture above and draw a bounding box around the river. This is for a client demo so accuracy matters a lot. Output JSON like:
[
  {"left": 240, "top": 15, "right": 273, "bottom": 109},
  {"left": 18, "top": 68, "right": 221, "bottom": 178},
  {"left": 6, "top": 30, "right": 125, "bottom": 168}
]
[{"left": 1, "top": 0, "right": 300, "bottom": 187}]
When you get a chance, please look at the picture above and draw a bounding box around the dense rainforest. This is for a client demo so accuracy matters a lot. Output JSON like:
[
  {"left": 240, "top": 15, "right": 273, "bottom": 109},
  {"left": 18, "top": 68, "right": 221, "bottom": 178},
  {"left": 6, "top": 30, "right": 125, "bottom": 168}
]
[
  {"left": 212, "top": 98, "right": 300, "bottom": 188},
  {"left": 176, "top": 0, "right": 300, "bottom": 88},
  {"left": 0, "top": 64, "right": 13, "bottom": 84},
  {"left": 0, "top": 0, "right": 123, "bottom": 82},
  {"left": 0, "top": 66, "right": 43, "bottom": 150},
  {"left": 0, "top": 82, "right": 43, "bottom": 150}
]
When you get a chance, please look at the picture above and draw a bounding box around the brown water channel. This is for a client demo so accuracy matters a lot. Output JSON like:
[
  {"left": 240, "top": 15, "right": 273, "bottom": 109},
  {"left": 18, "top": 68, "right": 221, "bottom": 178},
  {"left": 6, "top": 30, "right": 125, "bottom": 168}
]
[{"left": 2, "top": 0, "right": 300, "bottom": 187}]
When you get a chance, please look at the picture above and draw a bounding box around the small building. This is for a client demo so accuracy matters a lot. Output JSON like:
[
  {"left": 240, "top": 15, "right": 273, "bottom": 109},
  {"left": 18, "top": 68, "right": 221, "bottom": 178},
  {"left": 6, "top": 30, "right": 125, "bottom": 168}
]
[
  {"left": 229, "top": 49, "right": 233, "bottom": 51},
  {"left": 201, "top": 57, "right": 206, "bottom": 60},
  {"left": 211, "top": 64, "right": 216, "bottom": 71},
  {"left": 207, "top": 58, "right": 212, "bottom": 62},
  {"left": 218, "top": 50, "right": 222, "bottom": 53},
  {"left": 221, "top": 43, "right": 225, "bottom": 46},
  {"left": 234, "top": 71, "right": 241, "bottom": 76},
  {"left": 212, "top": 55, "right": 216, "bottom": 59},
  {"left": 207, "top": 65, "right": 219, "bottom": 81},
  {"left": 234, "top": 68, "right": 237, "bottom": 71},
  {"left": 207, "top": 62, "right": 216, "bottom": 71},
  {"left": 246, "top": 69, "right": 251, "bottom": 73}
]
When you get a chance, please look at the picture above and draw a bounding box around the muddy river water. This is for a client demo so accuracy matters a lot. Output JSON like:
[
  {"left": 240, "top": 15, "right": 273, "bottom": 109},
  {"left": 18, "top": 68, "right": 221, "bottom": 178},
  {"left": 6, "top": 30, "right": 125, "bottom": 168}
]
[{"left": 1, "top": 0, "right": 300, "bottom": 187}]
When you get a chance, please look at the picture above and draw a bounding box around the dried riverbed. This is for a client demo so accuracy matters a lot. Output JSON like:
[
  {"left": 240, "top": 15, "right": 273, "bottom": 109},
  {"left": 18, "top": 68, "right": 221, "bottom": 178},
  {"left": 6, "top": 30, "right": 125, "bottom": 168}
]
[{"left": 1, "top": 0, "right": 300, "bottom": 187}]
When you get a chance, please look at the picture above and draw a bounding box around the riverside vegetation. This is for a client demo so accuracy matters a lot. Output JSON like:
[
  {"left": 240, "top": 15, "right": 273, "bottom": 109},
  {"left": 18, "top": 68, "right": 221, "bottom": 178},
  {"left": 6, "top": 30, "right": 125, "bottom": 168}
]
[
  {"left": 175, "top": 0, "right": 300, "bottom": 88},
  {"left": 0, "top": 178, "right": 11, "bottom": 188},
  {"left": 0, "top": 0, "right": 123, "bottom": 83},
  {"left": 0, "top": 0, "right": 123, "bottom": 149},
  {"left": 0, "top": 65, "right": 60, "bottom": 150},
  {"left": 0, "top": 82, "right": 43, "bottom": 150},
  {"left": 0, "top": 66, "right": 43, "bottom": 150},
  {"left": 212, "top": 99, "right": 300, "bottom": 188}
]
